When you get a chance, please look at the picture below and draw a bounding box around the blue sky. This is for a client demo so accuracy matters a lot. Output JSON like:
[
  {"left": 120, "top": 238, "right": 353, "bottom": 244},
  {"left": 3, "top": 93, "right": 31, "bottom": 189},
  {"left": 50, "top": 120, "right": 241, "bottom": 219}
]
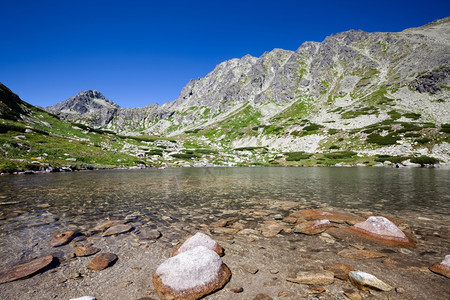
[{"left": 1, "top": 0, "right": 449, "bottom": 108}]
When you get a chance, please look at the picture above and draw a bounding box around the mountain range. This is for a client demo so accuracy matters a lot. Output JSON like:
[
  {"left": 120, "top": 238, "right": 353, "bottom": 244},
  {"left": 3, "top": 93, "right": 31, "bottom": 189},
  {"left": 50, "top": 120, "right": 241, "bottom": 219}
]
[{"left": 1, "top": 17, "right": 449, "bottom": 172}]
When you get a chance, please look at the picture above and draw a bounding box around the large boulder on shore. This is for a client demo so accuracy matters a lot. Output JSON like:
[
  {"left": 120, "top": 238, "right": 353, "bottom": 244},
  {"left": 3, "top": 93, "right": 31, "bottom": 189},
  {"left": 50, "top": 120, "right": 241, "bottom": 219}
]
[
  {"left": 153, "top": 246, "right": 231, "bottom": 300},
  {"left": 173, "top": 232, "right": 223, "bottom": 257}
]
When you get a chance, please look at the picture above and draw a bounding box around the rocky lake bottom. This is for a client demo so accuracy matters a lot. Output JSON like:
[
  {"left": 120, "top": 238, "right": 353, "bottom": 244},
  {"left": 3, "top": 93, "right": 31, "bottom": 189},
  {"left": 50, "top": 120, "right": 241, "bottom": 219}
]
[{"left": 0, "top": 167, "right": 448, "bottom": 299}]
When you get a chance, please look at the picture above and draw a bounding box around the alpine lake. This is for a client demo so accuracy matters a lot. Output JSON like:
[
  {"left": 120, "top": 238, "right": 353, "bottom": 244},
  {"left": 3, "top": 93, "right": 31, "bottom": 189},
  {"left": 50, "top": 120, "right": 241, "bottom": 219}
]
[{"left": 0, "top": 167, "right": 449, "bottom": 299}]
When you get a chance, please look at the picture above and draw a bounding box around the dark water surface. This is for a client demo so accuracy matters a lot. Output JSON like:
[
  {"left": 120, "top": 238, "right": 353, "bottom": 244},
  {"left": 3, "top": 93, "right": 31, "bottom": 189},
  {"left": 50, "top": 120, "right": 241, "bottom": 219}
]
[{"left": 0, "top": 167, "right": 449, "bottom": 264}]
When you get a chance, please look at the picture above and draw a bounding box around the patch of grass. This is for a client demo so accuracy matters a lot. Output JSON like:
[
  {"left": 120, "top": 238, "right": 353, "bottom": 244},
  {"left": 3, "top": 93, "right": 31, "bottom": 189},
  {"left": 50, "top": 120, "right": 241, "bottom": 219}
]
[
  {"left": 410, "top": 156, "right": 439, "bottom": 165},
  {"left": 303, "top": 123, "right": 323, "bottom": 131},
  {"left": 234, "top": 146, "right": 268, "bottom": 152},
  {"left": 440, "top": 124, "right": 450, "bottom": 133},
  {"left": 329, "top": 145, "right": 340, "bottom": 150},
  {"left": 404, "top": 132, "right": 421, "bottom": 137},
  {"left": 170, "top": 153, "right": 199, "bottom": 159},
  {"left": 403, "top": 112, "right": 421, "bottom": 120},
  {"left": 387, "top": 110, "right": 402, "bottom": 120},
  {"left": 374, "top": 155, "right": 410, "bottom": 164},
  {"left": 366, "top": 133, "right": 399, "bottom": 145},
  {"left": 328, "top": 128, "right": 339, "bottom": 135},
  {"left": 415, "top": 137, "right": 431, "bottom": 144},
  {"left": 284, "top": 151, "right": 313, "bottom": 161},
  {"left": 323, "top": 151, "right": 357, "bottom": 159}
]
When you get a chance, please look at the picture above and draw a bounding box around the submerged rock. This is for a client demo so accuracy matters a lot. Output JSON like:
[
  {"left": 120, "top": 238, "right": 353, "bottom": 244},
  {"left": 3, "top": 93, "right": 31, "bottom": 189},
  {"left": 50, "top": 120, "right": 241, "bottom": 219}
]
[
  {"left": 74, "top": 246, "right": 101, "bottom": 257},
  {"left": 89, "top": 220, "right": 127, "bottom": 233},
  {"left": 429, "top": 255, "right": 450, "bottom": 278},
  {"left": 349, "top": 271, "right": 393, "bottom": 291},
  {"left": 260, "top": 221, "right": 283, "bottom": 237},
  {"left": 173, "top": 232, "right": 223, "bottom": 257},
  {"left": 292, "top": 209, "right": 364, "bottom": 224},
  {"left": 49, "top": 230, "right": 77, "bottom": 247},
  {"left": 323, "top": 264, "right": 355, "bottom": 280},
  {"left": 337, "top": 248, "right": 388, "bottom": 259},
  {"left": 286, "top": 270, "right": 335, "bottom": 285},
  {"left": 88, "top": 253, "right": 118, "bottom": 271},
  {"left": 293, "top": 220, "right": 333, "bottom": 235},
  {"left": 153, "top": 246, "right": 231, "bottom": 300},
  {"left": 0, "top": 255, "right": 54, "bottom": 284},
  {"left": 69, "top": 297, "right": 96, "bottom": 300},
  {"left": 102, "top": 224, "right": 132, "bottom": 237}
]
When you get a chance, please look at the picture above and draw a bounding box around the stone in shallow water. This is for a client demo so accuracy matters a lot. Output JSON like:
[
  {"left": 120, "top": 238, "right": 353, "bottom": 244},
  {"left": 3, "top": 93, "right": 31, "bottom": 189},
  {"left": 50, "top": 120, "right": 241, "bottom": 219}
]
[
  {"left": 69, "top": 297, "right": 96, "bottom": 300},
  {"left": 88, "top": 253, "right": 118, "bottom": 271},
  {"left": 429, "top": 255, "right": 450, "bottom": 278},
  {"left": 102, "top": 224, "right": 133, "bottom": 237},
  {"left": 337, "top": 248, "right": 388, "bottom": 259},
  {"left": 0, "top": 255, "right": 54, "bottom": 284},
  {"left": 252, "top": 294, "right": 273, "bottom": 300},
  {"left": 286, "top": 270, "right": 335, "bottom": 285},
  {"left": 323, "top": 264, "right": 355, "bottom": 280},
  {"left": 260, "top": 221, "right": 283, "bottom": 237},
  {"left": 349, "top": 271, "right": 393, "bottom": 291},
  {"left": 90, "top": 220, "right": 126, "bottom": 232},
  {"left": 292, "top": 209, "right": 364, "bottom": 224},
  {"left": 132, "top": 228, "right": 161, "bottom": 240},
  {"left": 153, "top": 246, "right": 231, "bottom": 300},
  {"left": 49, "top": 230, "right": 77, "bottom": 247},
  {"left": 173, "top": 232, "right": 223, "bottom": 257},
  {"left": 293, "top": 220, "right": 333, "bottom": 235},
  {"left": 74, "top": 246, "right": 101, "bottom": 257},
  {"left": 351, "top": 216, "right": 410, "bottom": 243}
]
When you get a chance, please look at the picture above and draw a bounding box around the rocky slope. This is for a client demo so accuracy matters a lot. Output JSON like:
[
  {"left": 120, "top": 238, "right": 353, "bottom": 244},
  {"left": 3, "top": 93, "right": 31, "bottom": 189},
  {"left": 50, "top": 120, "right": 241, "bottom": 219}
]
[{"left": 46, "top": 17, "right": 450, "bottom": 163}]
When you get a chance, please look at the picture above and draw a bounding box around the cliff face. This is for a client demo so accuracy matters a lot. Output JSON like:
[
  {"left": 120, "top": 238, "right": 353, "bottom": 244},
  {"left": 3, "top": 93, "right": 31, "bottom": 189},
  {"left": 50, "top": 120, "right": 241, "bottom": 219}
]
[{"left": 44, "top": 18, "right": 450, "bottom": 162}]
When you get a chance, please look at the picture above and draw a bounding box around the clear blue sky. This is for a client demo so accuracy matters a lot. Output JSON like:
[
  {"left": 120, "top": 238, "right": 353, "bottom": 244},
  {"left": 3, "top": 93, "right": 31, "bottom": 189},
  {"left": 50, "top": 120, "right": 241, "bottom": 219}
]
[{"left": 1, "top": 0, "right": 449, "bottom": 108}]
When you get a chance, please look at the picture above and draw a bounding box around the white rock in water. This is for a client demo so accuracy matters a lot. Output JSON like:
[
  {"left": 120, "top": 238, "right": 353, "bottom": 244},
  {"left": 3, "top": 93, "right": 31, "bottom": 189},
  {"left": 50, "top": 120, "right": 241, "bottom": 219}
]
[
  {"left": 353, "top": 216, "right": 408, "bottom": 242},
  {"left": 155, "top": 246, "right": 223, "bottom": 291},
  {"left": 349, "top": 271, "right": 393, "bottom": 291},
  {"left": 176, "top": 232, "right": 219, "bottom": 254},
  {"left": 69, "top": 297, "right": 96, "bottom": 300}
]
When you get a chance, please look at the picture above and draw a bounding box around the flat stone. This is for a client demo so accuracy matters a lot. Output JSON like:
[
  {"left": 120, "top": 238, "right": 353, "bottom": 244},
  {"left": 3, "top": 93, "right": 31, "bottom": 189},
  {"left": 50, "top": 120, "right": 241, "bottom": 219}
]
[
  {"left": 293, "top": 220, "right": 333, "bottom": 235},
  {"left": 254, "top": 211, "right": 270, "bottom": 216},
  {"left": 351, "top": 216, "right": 411, "bottom": 244},
  {"left": 88, "top": 253, "right": 118, "bottom": 271},
  {"left": 278, "top": 290, "right": 296, "bottom": 297},
  {"left": 343, "top": 288, "right": 362, "bottom": 300},
  {"left": 286, "top": 270, "right": 335, "bottom": 285},
  {"left": 252, "top": 294, "right": 273, "bottom": 300},
  {"left": 102, "top": 224, "right": 132, "bottom": 237},
  {"left": 74, "top": 246, "right": 101, "bottom": 257},
  {"left": 173, "top": 232, "right": 223, "bottom": 256},
  {"left": 323, "top": 264, "right": 355, "bottom": 280},
  {"left": 229, "top": 286, "right": 244, "bottom": 293},
  {"left": 0, "top": 255, "right": 54, "bottom": 284},
  {"left": 260, "top": 221, "right": 283, "bottom": 237},
  {"left": 292, "top": 209, "right": 364, "bottom": 224},
  {"left": 69, "top": 297, "right": 96, "bottom": 300},
  {"left": 242, "top": 264, "right": 259, "bottom": 274},
  {"left": 132, "top": 228, "right": 161, "bottom": 240},
  {"left": 210, "top": 217, "right": 238, "bottom": 228},
  {"left": 307, "top": 286, "right": 326, "bottom": 294},
  {"left": 337, "top": 248, "right": 388, "bottom": 259},
  {"left": 211, "top": 227, "right": 240, "bottom": 234},
  {"left": 349, "top": 271, "right": 393, "bottom": 291},
  {"left": 90, "top": 220, "right": 126, "bottom": 232},
  {"left": 429, "top": 255, "right": 450, "bottom": 278},
  {"left": 281, "top": 216, "right": 298, "bottom": 224},
  {"left": 153, "top": 246, "right": 231, "bottom": 300},
  {"left": 49, "top": 230, "right": 77, "bottom": 247}
]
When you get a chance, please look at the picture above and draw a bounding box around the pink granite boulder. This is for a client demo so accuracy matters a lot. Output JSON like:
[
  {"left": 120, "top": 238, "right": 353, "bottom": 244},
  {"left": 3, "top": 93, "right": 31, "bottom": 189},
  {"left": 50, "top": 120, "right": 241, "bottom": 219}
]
[
  {"left": 173, "top": 232, "right": 223, "bottom": 257},
  {"left": 153, "top": 246, "right": 231, "bottom": 299},
  {"left": 429, "top": 255, "right": 450, "bottom": 278},
  {"left": 350, "top": 216, "right": 412, "bottom": 245}
]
